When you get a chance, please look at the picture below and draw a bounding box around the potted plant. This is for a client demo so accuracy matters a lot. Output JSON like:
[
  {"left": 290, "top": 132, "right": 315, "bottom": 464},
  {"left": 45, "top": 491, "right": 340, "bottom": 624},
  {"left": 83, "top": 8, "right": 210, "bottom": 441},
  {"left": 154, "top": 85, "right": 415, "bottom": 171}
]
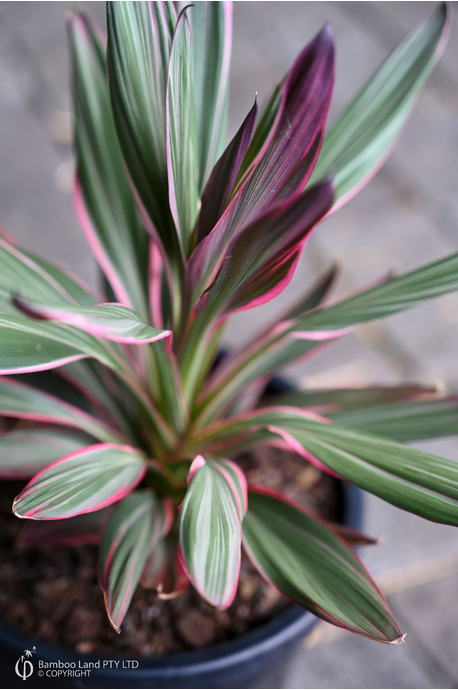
[{"left": 0, "top": 1, "right": 457, "bottom": 687}]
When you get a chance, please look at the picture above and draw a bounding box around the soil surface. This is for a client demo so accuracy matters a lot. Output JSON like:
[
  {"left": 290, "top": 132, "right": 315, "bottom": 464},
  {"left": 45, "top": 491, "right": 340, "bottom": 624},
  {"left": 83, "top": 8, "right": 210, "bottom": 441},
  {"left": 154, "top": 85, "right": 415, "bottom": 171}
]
[{"left": 0, "top": 445, "right": 341, "bottom": 657}]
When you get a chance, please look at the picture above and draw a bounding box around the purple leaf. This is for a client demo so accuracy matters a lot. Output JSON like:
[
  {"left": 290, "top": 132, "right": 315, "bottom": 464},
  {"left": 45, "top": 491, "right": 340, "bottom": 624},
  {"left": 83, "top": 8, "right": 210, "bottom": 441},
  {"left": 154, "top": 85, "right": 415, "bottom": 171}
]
[
  {"left": 199, "top": 180, "right": 333, "bottom": 318},
  {"left": 195, "top": 98, "right": 258, "bottom": 244},
  {"left": 189, "top": 25, "right": 335, "bottom": 300}
]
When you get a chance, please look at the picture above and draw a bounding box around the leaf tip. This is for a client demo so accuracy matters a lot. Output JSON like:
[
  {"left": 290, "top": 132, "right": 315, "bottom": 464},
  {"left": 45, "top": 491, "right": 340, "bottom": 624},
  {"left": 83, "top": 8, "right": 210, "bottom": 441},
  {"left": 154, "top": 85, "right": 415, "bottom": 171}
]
[{"left": 389, "top": 632, "right": 407, "bottom": 646}]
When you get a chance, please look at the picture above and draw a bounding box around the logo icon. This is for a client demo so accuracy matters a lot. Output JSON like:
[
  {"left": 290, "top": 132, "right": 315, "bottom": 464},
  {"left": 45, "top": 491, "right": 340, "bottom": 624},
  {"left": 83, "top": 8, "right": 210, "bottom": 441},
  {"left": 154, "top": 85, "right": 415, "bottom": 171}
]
[{"left": 15, "top": 647, "right": 36, "bottom": 681}]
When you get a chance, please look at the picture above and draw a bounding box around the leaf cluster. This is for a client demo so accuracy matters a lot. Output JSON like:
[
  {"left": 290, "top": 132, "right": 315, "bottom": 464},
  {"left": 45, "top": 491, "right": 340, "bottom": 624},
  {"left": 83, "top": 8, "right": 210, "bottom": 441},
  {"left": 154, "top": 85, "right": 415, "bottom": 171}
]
[{"left": 0, "top": 2, "right": 455, "bottom": 643}]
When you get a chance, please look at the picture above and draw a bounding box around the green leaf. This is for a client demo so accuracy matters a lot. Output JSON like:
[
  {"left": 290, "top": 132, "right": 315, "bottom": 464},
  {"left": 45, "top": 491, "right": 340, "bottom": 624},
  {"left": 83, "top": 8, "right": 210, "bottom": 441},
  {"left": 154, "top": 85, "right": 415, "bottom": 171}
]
[
  {"left": 284, "top": 418, "right": 458, "bottom": 525},
  {"left": 107, "top": 1, "right": 180, "bottom": 259},
  {"left": 0, "top": 238, "right": 88, "bottom": 310},
  {"left": 166, "top": 8, "right": 199, "bottom": 253},
  {"left": 191, "top": 409, "right": 458, "bottom": 526},
  {"left": 243, "top": 489, "right": 404, "bottom": 643},
  {"left": 15, "top": 298, "right": 170, "bottom": 345},
  {"left": 0, "top": 314, "right": 127, "bottom": 375},
  {"left": 179, "top": 456, "right": 247, "bottom": 608},
  {"left": 188, "top": 1, "right": 232, "bottom": 189},
  {"left": 99, "top": 491, "right": 172, "bottom": 631},
  {"left": 0, "top": 377, "right": 123, "bottom": 443},
  {"left": 69, "top": 12, "right": 150, "bottom": 319},
  {"left": 13, "top": 443, "right": 146, "bottom": 520},
  {"left": 281, "top": 263, "right": 339, "bottom": 321},
  {"left": 147, "top": 339, "right": 189, "bottom": 434},
  {"left": 329, "top": 398, "right": 458, "bottom": 442},
  {"left": 0, "top": 429, "right": 87, "bottom": 479},
  {"left": 270, "top": 384, "right": 438, "bottom": 412},
  {"left": 309, "top": 3, "right": 450, "bottom": 207},
  {"left": 293, "top": 252, "right": 458, "bottom": 337},
  {"left": 198, "top": 253, "right": 458, "bottom": 425}
]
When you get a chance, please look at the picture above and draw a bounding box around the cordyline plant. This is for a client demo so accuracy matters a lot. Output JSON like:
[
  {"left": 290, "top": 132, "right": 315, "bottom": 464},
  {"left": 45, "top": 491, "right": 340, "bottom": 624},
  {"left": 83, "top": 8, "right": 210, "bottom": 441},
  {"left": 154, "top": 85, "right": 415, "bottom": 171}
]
[{"left": 1, "top": 1, "right": 456, "bottom": 645}]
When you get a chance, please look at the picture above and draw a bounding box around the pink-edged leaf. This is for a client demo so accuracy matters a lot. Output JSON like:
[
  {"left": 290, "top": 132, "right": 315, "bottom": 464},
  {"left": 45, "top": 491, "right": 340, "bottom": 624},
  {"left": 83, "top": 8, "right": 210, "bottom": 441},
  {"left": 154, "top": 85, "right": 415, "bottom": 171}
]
[
  {"left": 166, "top": 7, "right": 199, "bottom": 253},
  {"left": 242, "top": 487, "right": 404, "bottom": 643},
  {"left": 329, "top": 397, "right": 458, "bottom": 443},
  {"left": 0, "top": 313, "right": 127, "bottom": 375},
  {"left": 189, "top": 25, "right": 334, "bottom": 300},
  {"left": 13, "top": 444, "right": 146, "bottom": 520},
  {"left": 150, "top": 338, "right": 189, "bottom": 433},
  {"left": 198, "top": 253, "right": 458, "bottom": 426},
  {"left": 20, "top": 509, "right": 109, "bottom": 547},
  {"left": 280, "top": 262, "right": 339, "bottom": 321},
  {"left": 189, "top": 1, "right": 233, "bottom": 190},
  {"left": 179, "top": 456, "right": 247, "bottom": 608},
  {"left": 0, "top": 429, "right": 87, "bottom": 479},
  {"left": 290, "top": 252, "right": 458, "bottom": 340},
  {"left": 99, "top": 491, "right": 173, "bottom": 632},
  {"left": 13, "top": 297, "right": 171, "bottom": 345},
  {"left": 187, "top": 454, "right": 206, "bottom": 483},
  {"left": 0, "top": 377, "right": 124, "bottom": 443},
  {"left": 269, "top": 384, "right": 440, "bottom": 413},
  {"left": 191, "top": 406, "right": 458, "bottom": 526},
  {"left": 197, "top": 180, "right": 333, "bottom": 319},
  {"left": 69, "top": 14, "right": 150, "bottom": 319},
  {"left": 195, "top": 98, "right": 258, "bottom": 244},
  {"left": 141, "top": 533, "right": 188, "bottom": 598},
  {"left": 149, "top": 241, "right": 165, "bottom": 329},
  {"left": 0, "top": 237, "right": 94, "bottom": 310},
  {"left": 107, "top": 2, "right": 182, "bottom": 262},
  {"left": 308, "top": 4, "right": 450, "bottom": 210}
]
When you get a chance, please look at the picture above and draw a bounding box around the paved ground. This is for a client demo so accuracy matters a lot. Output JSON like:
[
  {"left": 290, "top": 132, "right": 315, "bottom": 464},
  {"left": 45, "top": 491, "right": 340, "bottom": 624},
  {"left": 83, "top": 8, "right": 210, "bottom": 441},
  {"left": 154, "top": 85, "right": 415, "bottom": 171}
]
[{"left": 0, "top": 2, "right": 457, "bottom": 688}]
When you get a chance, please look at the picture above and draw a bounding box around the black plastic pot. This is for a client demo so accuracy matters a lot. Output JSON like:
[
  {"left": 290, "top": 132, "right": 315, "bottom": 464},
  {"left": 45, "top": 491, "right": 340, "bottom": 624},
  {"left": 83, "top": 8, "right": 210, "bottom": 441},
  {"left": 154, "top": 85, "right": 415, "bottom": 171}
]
[{"left": 0, "top": 482, "right": 362, "bottom": 689}]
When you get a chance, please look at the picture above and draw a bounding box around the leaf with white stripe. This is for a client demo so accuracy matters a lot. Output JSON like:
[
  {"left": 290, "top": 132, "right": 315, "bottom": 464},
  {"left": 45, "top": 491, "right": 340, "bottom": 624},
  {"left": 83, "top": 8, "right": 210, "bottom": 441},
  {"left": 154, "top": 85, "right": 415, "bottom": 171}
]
[
  {"left": 14, "top": 298, "right": 170, "bottom": 345},
  {"left": 100, "top": 491, "right": 173, "bottom": 631},
  {"left": 309, "top": 3, "right": 450, "bottom": 209},
  {"left": 328, "top": 398, "right": 458, "bottom": 442},
  {"left": 188, "top": 1, "right": 232, "bottom": 190},
  {"left": 0, "top": 314, "right": 126, "bottom": 375},
  {"left": 293, "top": 253, "right": 458, "bottom": 338},
  {"left": 243, "top": 488, "right": 404, "bottom": 644},
  {"left": 193, "top": 407, "right": 458, "bottom": 526},
  {"left": 69, "top": 12, "right": 151, "bottom": 318},
  {"left": 13, "top": 444, "right": 146, "bottom": 519},
  {"left": 179, "top": 455, "right": 247, "bottom": 608},
  {"left": 0, "top": 239, "right": 83, "bottom": 308},
  {"left": 166, "top": 8, "right": 199, "bottom": 253},
  {"left": 107, "top": 2, "right": 180, "bottom": 259}
]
